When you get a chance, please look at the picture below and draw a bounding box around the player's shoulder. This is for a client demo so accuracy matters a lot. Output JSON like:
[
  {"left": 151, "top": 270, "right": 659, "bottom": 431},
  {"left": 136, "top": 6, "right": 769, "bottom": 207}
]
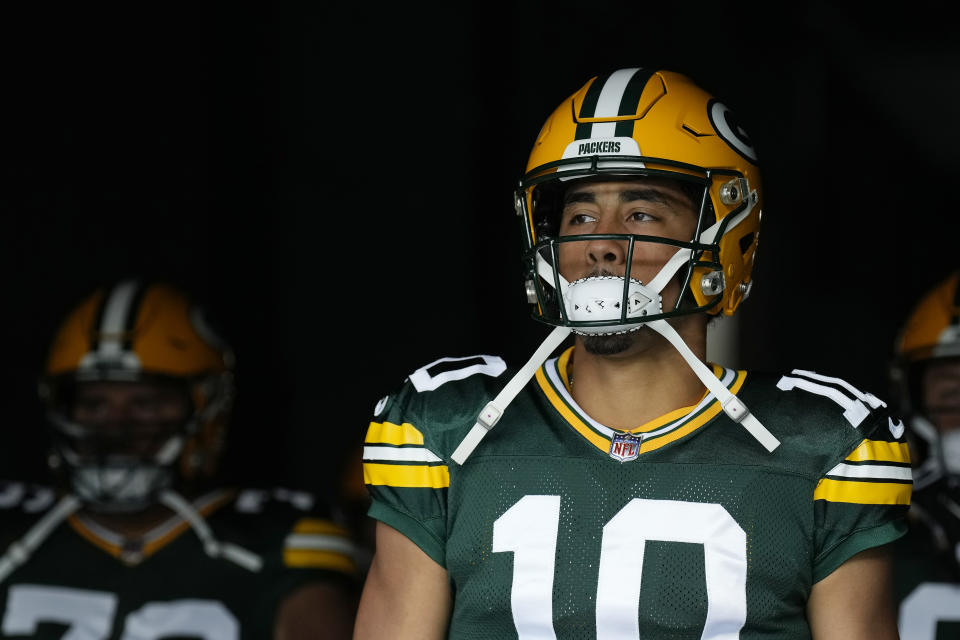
[
  {"left": 215, "top": 485, "right": 346, "bottom": 535},
  {"left": 369, "top": 354, "right": 511, "bottom": 448},
  {"left": 740, "top": 368, "right": 906, "bottom": 470},
  {"left": 744, "top": 368, "right": 895, "bottom": 431},
  {"left": 212, "top": 485, "right": 358, "bottom": 577},
  {"left": 0, "top": 479, "right": 61, "bottom": 541}
]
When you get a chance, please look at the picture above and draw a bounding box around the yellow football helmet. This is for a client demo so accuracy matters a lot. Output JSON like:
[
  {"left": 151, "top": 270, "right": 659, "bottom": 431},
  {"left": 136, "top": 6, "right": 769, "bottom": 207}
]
[
  {"left": 890, "top": 272, "right": 960, "bottom": 484},
  {"left": 894, "top": 272, "right": 960, "bottom": 365},
  {"left": 39, "top": 279, "right": 235, "bottom": 511},
  {"left": 516, "top": 68, "right": 762, "bottom": 332}
]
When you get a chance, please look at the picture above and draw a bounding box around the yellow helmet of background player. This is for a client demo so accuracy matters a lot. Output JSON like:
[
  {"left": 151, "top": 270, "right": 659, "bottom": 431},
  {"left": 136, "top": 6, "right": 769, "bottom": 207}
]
[
  {"left": 889, "top": 271, "right": 960, "bottom": 489},
  {"left": 894, "top": 272, "right": 960, "bottom": 364},
  {"left": 516, "top": 68, "right": 762, "bottom": 332},
  {"left": 39, "top": 279, "right": 235, "bottom": 511}
]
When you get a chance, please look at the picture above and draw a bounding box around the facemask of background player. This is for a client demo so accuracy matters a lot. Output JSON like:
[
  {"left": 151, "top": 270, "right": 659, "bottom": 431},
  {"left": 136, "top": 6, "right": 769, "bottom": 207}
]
[
  {"left": 923, "top": 358, "right": 960, "bottom": 474},
  {"left": 46, "top": 379, "right": 193, "bottom": 511}
]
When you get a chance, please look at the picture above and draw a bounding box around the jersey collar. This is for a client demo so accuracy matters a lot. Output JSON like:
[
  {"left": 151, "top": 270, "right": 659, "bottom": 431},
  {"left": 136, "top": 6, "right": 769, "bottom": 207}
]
[
  {"left": 535, "top": 346, "right": 747, "bottom": 457},
  {"left": 67, "top": 488, "right": 235, "bottom": 565}
]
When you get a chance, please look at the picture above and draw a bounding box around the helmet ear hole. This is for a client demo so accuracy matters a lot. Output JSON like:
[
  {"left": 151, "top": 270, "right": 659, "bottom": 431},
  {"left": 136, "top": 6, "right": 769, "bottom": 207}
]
[
  {"left": 526, "top": 277, "right": 556, "bottom": 306},
  {"left": 535, "top": 220, "right": 555, "bottom": 239}
]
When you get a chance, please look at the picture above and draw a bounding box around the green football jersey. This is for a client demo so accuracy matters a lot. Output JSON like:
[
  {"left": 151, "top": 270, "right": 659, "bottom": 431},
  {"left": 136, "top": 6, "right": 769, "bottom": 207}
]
[
  {"left": 893, "top": 506, "right": 960, "bottom": 640},
  {"left": 0, "top": 483, "right": 358, "bottom": 639},
  {"left": 364, "top": 348, "right": 911, "bottom": 640}
]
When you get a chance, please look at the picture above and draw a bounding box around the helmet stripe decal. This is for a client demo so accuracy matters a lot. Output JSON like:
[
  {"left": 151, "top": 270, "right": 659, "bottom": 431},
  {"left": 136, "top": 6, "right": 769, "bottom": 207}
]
[
  {"left": 574, "top": 71, "right": 612, "bottom": 139},
  {"left": 121, "top": 284, "right": 149, "bottom": 352},
  {"left": 614, "top": 69, "right": 654, "bottom": 137},
  {"left": 575, "top": 68, "right": 651, "bottom": 140},
  {"left": 91, "top": 279, "right": 142, "bottom": 358},
  {"left": 952, "top": 273, "right": 960, "bottom": 324},
  {"left": 89, "top": 293, "right": 108, "bottom": 352}
]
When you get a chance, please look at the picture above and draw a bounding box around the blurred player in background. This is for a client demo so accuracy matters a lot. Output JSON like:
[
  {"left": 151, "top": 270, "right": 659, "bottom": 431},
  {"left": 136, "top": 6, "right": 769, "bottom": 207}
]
[
  {"left": 0, "top": 279, "right": 358, "bottom": 639},
  {"left": 890, "top": 271, "right": 960, "bottom": 639}
]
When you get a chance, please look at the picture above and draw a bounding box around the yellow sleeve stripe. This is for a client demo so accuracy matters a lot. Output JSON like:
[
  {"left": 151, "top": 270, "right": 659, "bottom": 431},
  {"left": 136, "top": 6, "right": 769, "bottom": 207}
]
[
  {"left": 292, "top": 518, "right": 349, "bottom": 536},
  {"left": 363, "top": 462, "right": 450, "bottom": 488},
  {"left": 845, "top": 439, "right": 911, "bottom": 464},
  {"left": 813, "top": 478, "right": 912, "bottom": 505},
  {"left": 365, "top": 421, "right": 425, "bottom": 446},
  {"left": 284, "top": 549, "right": 356, "bottom": 574}
]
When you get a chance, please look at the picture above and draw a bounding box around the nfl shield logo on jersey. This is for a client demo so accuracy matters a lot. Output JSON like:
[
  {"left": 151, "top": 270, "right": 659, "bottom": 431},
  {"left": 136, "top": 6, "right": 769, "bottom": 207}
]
[{"left": 608, "top": 432, "right": 642, "bottom": 462}]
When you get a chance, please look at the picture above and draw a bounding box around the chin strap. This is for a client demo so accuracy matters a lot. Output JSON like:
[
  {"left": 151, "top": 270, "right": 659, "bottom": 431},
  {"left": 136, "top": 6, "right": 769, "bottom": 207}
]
[
  {"left": 159, "top": 490, "right": 263, "bottom": 572},
  {"left": 451, "top": 325, "right": 572, "bottom": 465},
  {"left": 646, "top": 319, "right": 779, "bottom": 452},
  {"left": 0, "top": 494, "right": 81, "bottom": 584}
]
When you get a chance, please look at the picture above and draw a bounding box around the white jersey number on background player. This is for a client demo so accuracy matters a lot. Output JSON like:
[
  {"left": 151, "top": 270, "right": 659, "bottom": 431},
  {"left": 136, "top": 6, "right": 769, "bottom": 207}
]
[{"left": 3, "top": 584, "right": 238, "bottom": 640}]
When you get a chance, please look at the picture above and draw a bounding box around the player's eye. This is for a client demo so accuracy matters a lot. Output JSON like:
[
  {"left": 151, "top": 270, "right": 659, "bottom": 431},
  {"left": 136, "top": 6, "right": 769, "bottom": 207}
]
[
  {"left": 928, "top": 383, "right": 960, "bottom": 405},
  {"left": 73, "top": 398, "right": 108, "bottom": 418},
  {"left": 627, "top": 211, "right": 659, "bottom": 223},
  {"left": 565, "top": 212, "right": 596, "bottom": 226}
]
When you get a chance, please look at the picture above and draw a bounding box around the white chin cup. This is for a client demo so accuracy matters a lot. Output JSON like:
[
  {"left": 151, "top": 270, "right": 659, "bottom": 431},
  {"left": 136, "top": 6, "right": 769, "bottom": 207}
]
[
  {"left": 940, "top": 429, "right": 960, "bottom": 475},
  {"left": 564, "top": 276, "right": 661, "bottom": 335},
  {"left": 72, "top": 464, "right": 170, "bottom": 511}
]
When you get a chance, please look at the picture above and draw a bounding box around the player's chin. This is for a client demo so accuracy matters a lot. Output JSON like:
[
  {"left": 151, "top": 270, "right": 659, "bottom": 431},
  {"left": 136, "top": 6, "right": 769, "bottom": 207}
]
[{"left": 580, "top": 331, "right": 636, "bottom": 356}]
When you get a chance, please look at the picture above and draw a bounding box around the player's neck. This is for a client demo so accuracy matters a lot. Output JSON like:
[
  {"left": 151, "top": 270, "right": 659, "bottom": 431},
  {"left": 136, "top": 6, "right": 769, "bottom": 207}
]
[
  {"left": 568, "top": 315, "right": 709, "bottom": 431},
  {"left": 79, "top": 490, "right": 202, "bottom": 538}
]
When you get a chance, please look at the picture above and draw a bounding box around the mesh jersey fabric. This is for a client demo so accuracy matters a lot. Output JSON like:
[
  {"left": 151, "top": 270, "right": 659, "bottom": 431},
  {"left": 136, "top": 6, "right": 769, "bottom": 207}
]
[
  {"left": 364, "top": 348, "right": 910, "bottom": 639},
  {"left": 893, "top": 502, "right": 960, "bottom": 640}
]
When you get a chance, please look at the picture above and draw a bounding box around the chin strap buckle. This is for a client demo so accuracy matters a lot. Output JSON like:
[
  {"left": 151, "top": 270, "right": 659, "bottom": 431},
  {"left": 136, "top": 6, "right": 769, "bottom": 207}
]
[
  {"left": 646, "top": 318, "right": 781, "bottom": 453},
  {"left": 477, "top": 403, "right": 502, "bottom": 430},
  {"left": 451, "top": 326, "right": 573, "bottom": 465},
  {"left": 722, "top": 396, "right": 748, "bottom": 423}
]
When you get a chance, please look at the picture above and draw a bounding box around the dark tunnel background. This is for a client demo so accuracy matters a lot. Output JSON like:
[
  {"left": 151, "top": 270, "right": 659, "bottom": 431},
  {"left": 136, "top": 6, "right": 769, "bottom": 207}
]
[{"left": 1, "top": 2, "right": 958, "bottom": 504}]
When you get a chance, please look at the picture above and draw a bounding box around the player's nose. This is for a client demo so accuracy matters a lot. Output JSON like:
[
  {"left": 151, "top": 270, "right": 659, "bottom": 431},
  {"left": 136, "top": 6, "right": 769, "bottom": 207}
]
[{"left": 585, "top": 221, "right": 628, "bottom": 268}]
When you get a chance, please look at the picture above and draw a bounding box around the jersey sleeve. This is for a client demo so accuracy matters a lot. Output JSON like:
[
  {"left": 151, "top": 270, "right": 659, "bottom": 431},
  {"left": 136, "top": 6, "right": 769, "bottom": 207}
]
[
  {"left": 362, "top": 382, "right": 451, "bottom": 567},
  {"left": 811, "top": 412, "right": 912, "bottom": 582},
  {"left": 280, "top": 513, "right": 359, "bottom": 579},
  {"left": 234, "top": 488, "right": 361, "bottom": 637}
]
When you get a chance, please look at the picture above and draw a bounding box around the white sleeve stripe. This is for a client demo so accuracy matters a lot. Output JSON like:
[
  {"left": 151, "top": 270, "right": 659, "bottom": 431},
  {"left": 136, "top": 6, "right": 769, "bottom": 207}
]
[
  {"left": 362, "top": 446, "right": 443, "bottom": 463},
  {"left": 778, "top": 376, "right": 851, "bottom": 405},
  {"left": 409, "top": 355, "right": 507, "bottom": 392},
  {"left": 825, "top": 463, "right": 914, "bottom": 481},
  {"left": 790, "top": 369, "right": 886, "bottom": 409},
  {"left": 284, "top": 534, "right": 356, "bottom": 554}
]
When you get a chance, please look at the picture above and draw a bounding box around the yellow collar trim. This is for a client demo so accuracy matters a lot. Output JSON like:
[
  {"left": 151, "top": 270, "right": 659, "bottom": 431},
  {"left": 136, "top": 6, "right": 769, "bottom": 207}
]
[
  {"left": 537, "top": 347, "right": 747, "bottom": 456},
  {"left": 67, "top": 489, "right": 236, "bottom": 565},
  {"left": 557, "top": 346, "right": 574, "bottom": 392}
]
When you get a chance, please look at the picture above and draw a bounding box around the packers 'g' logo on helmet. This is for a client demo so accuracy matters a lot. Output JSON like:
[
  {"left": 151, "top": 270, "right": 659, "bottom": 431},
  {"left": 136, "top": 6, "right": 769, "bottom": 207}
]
[
  {"left": 708, "top": 100, "right": 758, "bottom": 164},
  {"left": 39, "top": 280, "right": 235, "bottom": 512},
  {"left": 516, "top": 68, "right": 762, "bottom": 330}
]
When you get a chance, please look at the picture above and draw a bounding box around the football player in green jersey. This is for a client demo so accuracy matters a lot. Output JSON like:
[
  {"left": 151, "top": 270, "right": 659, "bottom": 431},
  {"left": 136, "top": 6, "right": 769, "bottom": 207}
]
[
  {"left": 0, "top": 280, "right": 359, "bottom": 639},
  {"left": 354, "top": 68, "right": 909, "bottom": 639},
  {"left": 889, "top": 272, "right": 960, "bottom": 639}
]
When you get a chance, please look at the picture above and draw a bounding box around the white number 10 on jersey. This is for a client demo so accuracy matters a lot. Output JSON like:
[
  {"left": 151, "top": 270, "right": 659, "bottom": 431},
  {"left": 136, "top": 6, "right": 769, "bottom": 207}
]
[{"left": 493, "top": 496, "right": 747, "bottom": 639}]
